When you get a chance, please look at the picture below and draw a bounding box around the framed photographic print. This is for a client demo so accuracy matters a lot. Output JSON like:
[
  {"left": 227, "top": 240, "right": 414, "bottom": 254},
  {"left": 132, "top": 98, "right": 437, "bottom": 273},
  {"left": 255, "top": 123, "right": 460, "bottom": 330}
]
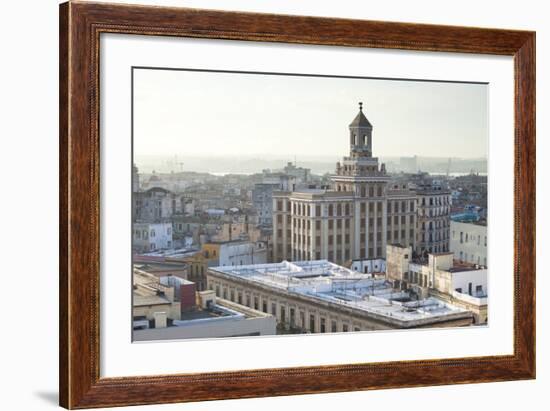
[{"left": 59, "top": 1, "right": 535, "bottom": 409}]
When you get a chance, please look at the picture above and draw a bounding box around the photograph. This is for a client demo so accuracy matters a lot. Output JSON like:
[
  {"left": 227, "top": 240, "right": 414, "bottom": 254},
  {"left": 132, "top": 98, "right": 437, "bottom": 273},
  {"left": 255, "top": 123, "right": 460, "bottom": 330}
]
[{"left": 131, "top": 68, "right": 489, "bottom": 341}]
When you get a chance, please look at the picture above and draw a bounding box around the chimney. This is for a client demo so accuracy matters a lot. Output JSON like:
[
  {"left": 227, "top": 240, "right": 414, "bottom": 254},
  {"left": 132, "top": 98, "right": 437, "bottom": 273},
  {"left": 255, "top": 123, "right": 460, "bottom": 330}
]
[{"left": 153, "top": 312, "right": 167, "bottom": 328}]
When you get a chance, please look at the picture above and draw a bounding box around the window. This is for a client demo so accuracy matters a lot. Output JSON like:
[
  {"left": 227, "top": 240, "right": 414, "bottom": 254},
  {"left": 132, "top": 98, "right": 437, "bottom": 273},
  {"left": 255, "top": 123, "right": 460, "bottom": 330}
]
[
  {"left": 320, "top": 318, "right": 326, "bottom": 333},
  {"left": 271, "top": 303, "right": 277, "bottom": 316},
  {"left": 331, "top": 320, "right": 337, "bottom": 333},
  {"left": 309, "top": 314, "right": 315, "bottom": 332}
]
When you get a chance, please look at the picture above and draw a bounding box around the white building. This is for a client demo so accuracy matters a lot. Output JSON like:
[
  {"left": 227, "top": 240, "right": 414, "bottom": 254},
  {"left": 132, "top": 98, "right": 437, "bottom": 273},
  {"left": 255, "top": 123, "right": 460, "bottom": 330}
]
[
  {"left": 450, "top": 220, "right": 488, "bottom": 267},
  {"left": 133, "top": 290, "right": 276, "bottom": 340},
  {"left": 207, "top": 260, "right": 473, "bottom": 332},
  {"left": 350, "top": 258, "right": 386, "bottom": 274},
  {"left": 204, "top": 240, "right": 268, "bottom": 267},
  {"left": 386, "top": 244, "right": 488, "bottom": 324},
  {"left": 133, "top": 222, "right": 173, "bottom": 253}
]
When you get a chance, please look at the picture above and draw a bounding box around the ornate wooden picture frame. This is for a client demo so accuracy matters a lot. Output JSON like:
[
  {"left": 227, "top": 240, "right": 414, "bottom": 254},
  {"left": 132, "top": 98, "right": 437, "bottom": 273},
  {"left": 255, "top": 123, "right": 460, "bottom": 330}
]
[{"left": 59, "top": 1, "right": 535, "bottom": 408}]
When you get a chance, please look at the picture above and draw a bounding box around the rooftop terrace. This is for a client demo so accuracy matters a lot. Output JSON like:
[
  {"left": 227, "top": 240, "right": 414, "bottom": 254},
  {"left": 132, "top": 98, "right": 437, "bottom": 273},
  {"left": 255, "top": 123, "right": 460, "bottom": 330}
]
[{"left": 210, "top": 260, "right": 471, "bottom": 326}]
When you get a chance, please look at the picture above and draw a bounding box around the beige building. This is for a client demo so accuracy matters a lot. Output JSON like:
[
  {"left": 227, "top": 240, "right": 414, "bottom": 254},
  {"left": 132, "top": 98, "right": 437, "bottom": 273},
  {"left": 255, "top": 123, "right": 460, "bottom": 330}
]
[
  {"left": 272, "top": 103, "right": 442, "bottom": 265},
  {"left": 132, "top": 268, "right": 182, "bottom": 329},
  {"left": 450, "top": 220, "right": 488, "bottom": 267},
  {"left": 207, "top": 260, "right": 473, "bottom": 333},
  {"left": 133, "top": 291, "right": 276, "bottom": 341},
  {"left": 386, "top": 245, "right": 488, "bottom": 324}
]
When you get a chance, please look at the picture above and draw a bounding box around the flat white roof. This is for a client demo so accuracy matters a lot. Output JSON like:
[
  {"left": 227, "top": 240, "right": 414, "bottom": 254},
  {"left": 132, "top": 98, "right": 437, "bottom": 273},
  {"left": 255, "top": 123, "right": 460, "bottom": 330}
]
[{"left": 210, "top": 260, "right": 470, "bottom": 325}]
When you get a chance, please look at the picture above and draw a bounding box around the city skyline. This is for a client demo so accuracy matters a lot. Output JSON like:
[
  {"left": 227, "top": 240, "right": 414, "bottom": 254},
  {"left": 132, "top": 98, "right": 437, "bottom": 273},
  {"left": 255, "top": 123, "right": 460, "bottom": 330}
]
[
  {"left": 132, "top": 69, "right": 489, "bottom": 341},
  {"left": 133, "top": 68, "right": 488, "bottom": 160}
]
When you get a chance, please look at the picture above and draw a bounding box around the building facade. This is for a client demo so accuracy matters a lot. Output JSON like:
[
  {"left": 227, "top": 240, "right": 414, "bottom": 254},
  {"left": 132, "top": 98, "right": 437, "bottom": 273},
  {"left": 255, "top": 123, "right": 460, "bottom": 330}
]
[
  {"left": 133, "top": 187, "right": 186, "bottom": 223},
  {"left": 450, "top": 220, "right": 488, "bottom": 267},
  {"left": 416, "top": 182, "right": 452, "bottom": 256},
  {"left": 386, "top": 244, "right": 487, "bottom": 324},
  {"left": 252, "top": 183, "right": 282, "bottom": 226},
  {"left": 272, "top": 103, "right": 447, "bottom": 265},
  {"left": 133, "top": 222, "right": 173, "bottom": 253},
  {"left": 207, "top": 260, "right": 473, "bottom": 333}
]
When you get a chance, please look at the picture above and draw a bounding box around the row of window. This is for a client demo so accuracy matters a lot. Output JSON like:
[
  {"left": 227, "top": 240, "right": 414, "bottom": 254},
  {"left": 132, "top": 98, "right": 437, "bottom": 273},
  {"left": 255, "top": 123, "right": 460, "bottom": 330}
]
[
  {"left": 458, "top": 252, "right": 487, "bottom": 266},
  {"left": 454, "top": 231, "right": 488, "bottom": 246},
  {"left": 134, "top": 227, "right": 171, "bottom": 239},
  {"left": 212, "top": 282, "right": 364, "bottom": 333},
  {"left": 418, "top": 196, "right": 451, "bottom": 206}
]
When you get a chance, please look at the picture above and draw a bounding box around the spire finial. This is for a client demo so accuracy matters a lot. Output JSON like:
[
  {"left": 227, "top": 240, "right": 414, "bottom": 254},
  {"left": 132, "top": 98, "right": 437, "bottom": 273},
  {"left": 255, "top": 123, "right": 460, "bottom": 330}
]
[{"left": 359, "top": 101, "right": 363, "bottom": 111}]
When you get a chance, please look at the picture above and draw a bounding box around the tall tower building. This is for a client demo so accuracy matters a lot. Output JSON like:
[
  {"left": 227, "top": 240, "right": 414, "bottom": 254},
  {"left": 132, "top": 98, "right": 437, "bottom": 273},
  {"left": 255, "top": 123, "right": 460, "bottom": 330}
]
[
  {"left": 272, "top": 102, "right": 426, "bottom": 265},
  {"left": 331, "top": 102, "right": 391, "bottom": 260}
]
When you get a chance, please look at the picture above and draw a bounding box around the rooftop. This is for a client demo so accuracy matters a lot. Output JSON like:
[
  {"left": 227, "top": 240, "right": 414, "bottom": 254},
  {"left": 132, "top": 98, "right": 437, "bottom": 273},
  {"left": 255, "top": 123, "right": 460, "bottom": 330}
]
[
  {"left": 209, "top": 260, "right": 470, "bottom": 327},
  {"left": 175, "top": 298, "right": 271, "bottom": 325}
]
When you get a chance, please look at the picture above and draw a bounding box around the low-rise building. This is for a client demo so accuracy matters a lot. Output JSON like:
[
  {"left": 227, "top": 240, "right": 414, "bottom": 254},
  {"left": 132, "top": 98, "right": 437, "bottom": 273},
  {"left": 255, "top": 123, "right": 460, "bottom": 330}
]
[
  {"left": 202, "top": 240, "right": 268, "bottom": 267},
  {"left": 133, "top": 268, "right": 182, "bottom": 329},
  {"left": 133, "top": 290, "right": 276, "bottom": 340},
  {"left": 386, "top": 244, "right": 488, "bottom": 324},
  {"left": 133, "top": 222, "right": 173, "bottom": 253},
  {"left": 207, "top": 260, "right": 473, "bottom": 333},
  {"left": 450, "top": 220, "right": 488, "bottom": 267},
  {"left": 132, "top": 257, "right": 188, "bottom": 279}
]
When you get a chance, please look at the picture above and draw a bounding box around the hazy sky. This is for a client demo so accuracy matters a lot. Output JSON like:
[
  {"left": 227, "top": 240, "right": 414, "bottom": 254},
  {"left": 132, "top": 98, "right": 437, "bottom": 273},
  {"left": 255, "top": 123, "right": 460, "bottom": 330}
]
[{"left": 133, "top": 68, "right": 487, "bottom": 159}]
